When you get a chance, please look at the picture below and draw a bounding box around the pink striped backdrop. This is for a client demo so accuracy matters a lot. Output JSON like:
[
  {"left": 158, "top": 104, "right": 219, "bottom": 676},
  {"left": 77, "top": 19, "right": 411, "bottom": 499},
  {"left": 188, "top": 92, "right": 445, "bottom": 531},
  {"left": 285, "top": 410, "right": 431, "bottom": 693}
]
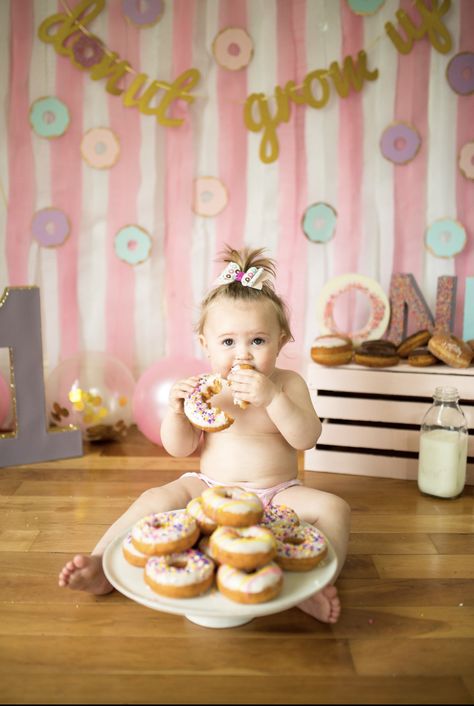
[{"left": 1, "top": 0, "right": 473, "bottom": 386}]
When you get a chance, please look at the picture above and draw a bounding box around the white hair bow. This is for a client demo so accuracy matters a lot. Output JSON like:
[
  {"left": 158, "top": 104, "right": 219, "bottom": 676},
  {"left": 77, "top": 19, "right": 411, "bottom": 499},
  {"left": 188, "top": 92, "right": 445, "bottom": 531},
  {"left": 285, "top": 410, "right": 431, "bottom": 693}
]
[{"left": 214, "top": 262, "right": 268, "bottom": 290}]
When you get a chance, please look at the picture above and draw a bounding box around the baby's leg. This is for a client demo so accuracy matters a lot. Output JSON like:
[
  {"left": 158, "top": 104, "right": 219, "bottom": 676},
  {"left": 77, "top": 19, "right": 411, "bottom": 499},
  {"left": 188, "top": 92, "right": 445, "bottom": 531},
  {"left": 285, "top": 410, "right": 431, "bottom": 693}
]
[
  {"left": 272, "top": 485, "right": 351, "bottom": 624},
  {"left": 58, "top": 475, "right": 206, "bottom": 595}
]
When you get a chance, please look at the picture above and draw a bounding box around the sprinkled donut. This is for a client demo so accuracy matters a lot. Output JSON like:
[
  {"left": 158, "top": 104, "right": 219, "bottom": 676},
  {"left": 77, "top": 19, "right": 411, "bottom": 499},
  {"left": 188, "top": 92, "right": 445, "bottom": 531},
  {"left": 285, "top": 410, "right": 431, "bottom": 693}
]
[
  {"left": 184, "top": 374, "right": 234, "bottom": 432},
  {"left": 122, "top": 532, "right": 148, "bottom": 567},
  {"left": 144, "top": 549, "right": 215, "bottom": 598},
  {"left": 212, "top": 27, "right": 253, "bottom": 71},
  {"left": 273, "top": 522, "right": 328, "bottom": 571},
  {"left": 380, "top": 122, "right": 421, "bottom": 165},
  {"left": 261, "top": 503, "right": 300, "bottom": 530},
  {"left": 210, "top": 525, "right": 276, "bottom": 570},
  {"left": 186, "top": 496, "right": 218, "bottom": 535},
  {"left": 131, "top": 510, "right": 199, "bottom": 556},
  {"left": 201, "top": 486, "right": 263, "bottom": 527},
  {"left": 217, "top": 562, "right": 283, "bottom": 604}
]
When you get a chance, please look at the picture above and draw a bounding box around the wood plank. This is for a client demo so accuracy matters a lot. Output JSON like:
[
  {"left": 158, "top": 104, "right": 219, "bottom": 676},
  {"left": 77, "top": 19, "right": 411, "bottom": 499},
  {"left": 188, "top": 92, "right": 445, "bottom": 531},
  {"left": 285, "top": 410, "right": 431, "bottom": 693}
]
[
  {"left": 351, "top": 514, "right": 474, "bottom": 533},
  {"left": 348, "top": 533, "right": 438, "bottom": 555},
  {"left": 429, "top": 533, "right": 474, "bottom": 554},
  {"left": 372, "top": 554, "right": 474, "bottom": 580},
  {"left": 338, "top": 578, "right": 474, "bottom": 607}
]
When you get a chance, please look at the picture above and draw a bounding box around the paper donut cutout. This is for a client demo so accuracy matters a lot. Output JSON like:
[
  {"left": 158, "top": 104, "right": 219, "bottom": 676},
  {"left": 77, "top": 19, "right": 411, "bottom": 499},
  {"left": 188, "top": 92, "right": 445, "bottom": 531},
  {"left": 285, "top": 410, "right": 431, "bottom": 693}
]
[
  {"left": 212, "top": 27, "right": 253, "bottom": 71},
  {"left": 29, "top": 96, "right": 70, "bottom": 139},
  {"left": 81, "top": 128, "right": 121, "bottom": 169},
  {"left": 380, "top": 122, "right": 421, "bottom": 165},
  {"left": 425, "top": 218, "right": 466, "bottom": 259},
  {"left": 316, "top": 274, "right": 390, "bottom": 346},
  {"left": 302, "top": 203, "right": 337, "bottom": 243},
  {"left": 347, "top": 0, "right": 386, "bottom": 15},
  {"left": 31, "top": 208, "right": 71, "bottom": 248},
  {"left": 446, "top": 52, "right": 474, "bottom": 96},
  {"left": 458, "top": 141, "right": 474, "bottom": 180},
  {"left": 122, "top": 0, "right": 165, "bottom": 27},
  {"left": 114, "top": 225, "right": 152, "bottom": 265},
  {"left": 71, "top": 35, "right": 104, "bottom": 69},
  {"left": 192, "top": 177, "right": 228, "bottom": 217}
]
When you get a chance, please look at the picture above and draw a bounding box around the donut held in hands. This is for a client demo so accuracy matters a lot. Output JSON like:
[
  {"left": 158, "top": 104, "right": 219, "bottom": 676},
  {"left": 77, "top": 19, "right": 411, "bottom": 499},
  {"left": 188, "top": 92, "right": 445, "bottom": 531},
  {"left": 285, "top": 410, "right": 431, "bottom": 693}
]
[
  {"left": 184, "top": 373, "right": 234, "bottom": 432},
  {"left": 144, "top": 549, "right": 215, "bottom": 598},
  {"left": 201, "top": 486, "right": 264, "bottom": 527},
  {"left": 217, "top": 562, "right": 283, "bottom": 604},
  {"left": 229, "top": 361, "right": 255, "bottom": 408},
  {"left": 210, "top": 525, "right": 276, "bottom": 570}
]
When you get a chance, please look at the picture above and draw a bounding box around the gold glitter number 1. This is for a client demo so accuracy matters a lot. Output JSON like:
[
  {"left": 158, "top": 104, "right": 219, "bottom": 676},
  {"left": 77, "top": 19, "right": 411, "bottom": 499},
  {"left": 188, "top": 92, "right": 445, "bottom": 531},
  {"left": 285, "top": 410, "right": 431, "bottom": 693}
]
[{"left": 0, "top": 287, "right": 82, "bottom": 468}]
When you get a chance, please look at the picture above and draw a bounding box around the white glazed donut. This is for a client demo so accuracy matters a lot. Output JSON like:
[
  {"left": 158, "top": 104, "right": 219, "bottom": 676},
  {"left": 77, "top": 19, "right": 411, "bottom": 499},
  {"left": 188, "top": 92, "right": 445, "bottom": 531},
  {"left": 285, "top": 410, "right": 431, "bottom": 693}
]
[
  {"left": 217, "top": 562, "right": 283, "bottom": 604},
  {"left": 122, "top": 532, "right": 148, "bottom": 567},
  {"left": 201, "top": 486, "right": 263, "bottom": 527},
  {"left": 144, "top": 549, "right": 215, "bottom": 598},
  {"left": 186, "top": 496, "right": 218, "bottom": 535},
  {"left": 184, "top": 374, "right": 234, "bottom": 432},
  {"left": 209, "top": 525, "right": 276, "bottom": 570},
  {"left": 273, "top": 522, "right": 328, "bottom": 571},
  {"left": 229, "top": 361, "right": 254, "bottom": 408},
  {"left": 131, "top": 510, "right": 199, "bottom": 556}
]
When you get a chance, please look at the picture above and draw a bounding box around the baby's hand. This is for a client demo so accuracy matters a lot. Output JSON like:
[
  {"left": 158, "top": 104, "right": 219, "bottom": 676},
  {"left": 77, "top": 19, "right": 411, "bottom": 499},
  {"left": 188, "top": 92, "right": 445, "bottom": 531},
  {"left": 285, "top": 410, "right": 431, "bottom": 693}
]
[
  {"left": 228, "top": 368, "right": 279, "bottom": 408},
  {"left": 169, "top": 376, "right": 201, "bottom": 414}
]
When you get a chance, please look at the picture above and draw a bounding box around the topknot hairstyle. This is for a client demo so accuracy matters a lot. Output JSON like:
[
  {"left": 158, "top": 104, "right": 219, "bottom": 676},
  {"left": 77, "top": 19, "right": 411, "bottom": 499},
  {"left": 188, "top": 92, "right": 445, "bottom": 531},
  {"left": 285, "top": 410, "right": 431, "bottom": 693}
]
[{"left": 196, "top": 245, "right": 294, "bottom": 343}]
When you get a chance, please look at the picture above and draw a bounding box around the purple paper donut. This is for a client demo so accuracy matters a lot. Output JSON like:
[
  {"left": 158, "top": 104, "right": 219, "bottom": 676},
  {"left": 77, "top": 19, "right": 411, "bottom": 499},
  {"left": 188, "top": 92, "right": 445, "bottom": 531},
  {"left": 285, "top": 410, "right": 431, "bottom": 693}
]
[
  {"left": 122, "top": 0, "right": 164, "bottom": 27},
  {"left": 32, "top": 208, "right": 70, "bottom": 247},
  {"left": 446, "top": 52, "right": 474, "bottom": 96},
  {"left": 380, "top": 122, "right": 421, "bottom": 165},
  {"left": 71, "top": 35, "right": 104, "bottom": 69}
]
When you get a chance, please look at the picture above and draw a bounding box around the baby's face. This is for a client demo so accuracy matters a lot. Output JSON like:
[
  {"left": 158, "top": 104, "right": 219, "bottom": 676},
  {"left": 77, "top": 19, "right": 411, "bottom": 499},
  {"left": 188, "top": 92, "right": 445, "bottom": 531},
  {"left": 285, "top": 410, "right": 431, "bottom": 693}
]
[{"left": 200, "top": 297, "right": 285, "bottom": 377}]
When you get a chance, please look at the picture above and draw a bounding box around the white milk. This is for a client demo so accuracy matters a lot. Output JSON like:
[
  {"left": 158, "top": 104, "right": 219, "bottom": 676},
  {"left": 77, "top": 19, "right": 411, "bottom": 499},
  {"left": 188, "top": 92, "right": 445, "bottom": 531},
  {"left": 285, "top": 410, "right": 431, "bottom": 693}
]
[{"left": 418, "top": 429, "right": 468, "bottom": 498}]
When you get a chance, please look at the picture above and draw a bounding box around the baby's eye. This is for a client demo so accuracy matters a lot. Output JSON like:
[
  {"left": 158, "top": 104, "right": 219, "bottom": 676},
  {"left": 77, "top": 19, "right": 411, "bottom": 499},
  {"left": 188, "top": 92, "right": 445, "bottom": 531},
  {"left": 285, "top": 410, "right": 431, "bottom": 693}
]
[
  {"left": 252, "top": 337, "right": 265, "bottom": 346},
  {"left": 222, "top": 338, "right": 234, "bottom": 347}
]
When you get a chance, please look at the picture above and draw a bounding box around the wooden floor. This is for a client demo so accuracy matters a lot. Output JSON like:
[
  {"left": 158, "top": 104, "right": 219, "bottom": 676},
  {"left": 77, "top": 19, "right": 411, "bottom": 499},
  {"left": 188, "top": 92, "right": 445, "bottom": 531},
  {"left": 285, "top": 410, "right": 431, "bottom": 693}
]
[{"left": 1, "top": 427, "right": 473, "bottom": 705}]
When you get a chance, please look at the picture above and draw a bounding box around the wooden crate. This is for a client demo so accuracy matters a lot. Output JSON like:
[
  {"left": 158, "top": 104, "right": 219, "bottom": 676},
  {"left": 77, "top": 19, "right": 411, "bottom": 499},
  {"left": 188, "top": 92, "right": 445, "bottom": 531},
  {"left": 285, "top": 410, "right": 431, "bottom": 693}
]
[{"left": 304, "top": 362, "right": 474, "bottom": 484}]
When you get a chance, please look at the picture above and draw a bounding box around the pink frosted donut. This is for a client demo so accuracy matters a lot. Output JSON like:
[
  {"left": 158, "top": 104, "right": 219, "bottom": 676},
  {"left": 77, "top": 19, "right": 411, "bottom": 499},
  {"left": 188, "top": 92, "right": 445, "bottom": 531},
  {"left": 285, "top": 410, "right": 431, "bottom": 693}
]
[
  {"left": 81, "top": 127, "right": 120, "bottom": 169},
  {"left": 192, "top": 177, "right": 228, "bottom": 217},
  {"left": 71, "top": 35, "right": 104, "bottom": 69},
  {"left": 459, "top": 141, "right": 474, "bottom": 180},
  {"left": 212, "top": 27, "right": 253, "bottom": 71}
]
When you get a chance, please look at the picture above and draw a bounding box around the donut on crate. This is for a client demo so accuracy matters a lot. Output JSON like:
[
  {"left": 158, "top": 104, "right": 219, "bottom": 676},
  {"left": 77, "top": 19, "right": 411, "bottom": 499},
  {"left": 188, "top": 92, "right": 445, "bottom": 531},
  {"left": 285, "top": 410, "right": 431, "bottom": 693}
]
[
  {"left": 396, "top": 329, "right": 431, "bottom": 358},
  {"left": 216, "top": 562, "right": 283, "bottom": 604},
  {"left": 353, "top": 339, "right": 399, "bottom": 367},
  {"left": 209, "top": 525, "right": 276, "bottom": 570},
  {"left": 273, "top": 522, "right": 328, "bottom": 571},
  {"left": 428, "top": 333, "right": 473, "bottom": 368},
  {"left": 201, "top": 486, "right": 264, "bottom": 527},
  {"left": 131, "top": 510, "right": 199, "bottom": 556},
  {"left": 407, "top": 347, "right": 438, "bottom": 367},
  {"left": 310, "top": 334, "right": 353, "bottom": 366},
  {"left": 184, "top": 373, "right": 234, "bottom": 432},
  {"left": 144, "top": 549, "right": 215, "bottom": 598}
]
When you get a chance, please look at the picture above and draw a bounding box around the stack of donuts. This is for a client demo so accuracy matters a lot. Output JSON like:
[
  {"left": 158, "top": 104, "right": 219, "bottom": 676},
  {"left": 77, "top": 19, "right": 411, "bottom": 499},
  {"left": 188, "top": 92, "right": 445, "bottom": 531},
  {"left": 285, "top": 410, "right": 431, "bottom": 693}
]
[
  {"left": 310, "top": 330, "right": 473, "bottom": 369},
  {"left": 122, "top": 486, "right": 329, "bottom": 605}
]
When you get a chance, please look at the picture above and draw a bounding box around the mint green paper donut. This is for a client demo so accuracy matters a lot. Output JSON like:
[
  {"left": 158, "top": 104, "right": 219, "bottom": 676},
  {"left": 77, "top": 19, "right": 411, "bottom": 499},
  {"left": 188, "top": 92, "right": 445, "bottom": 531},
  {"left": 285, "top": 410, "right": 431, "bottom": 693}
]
[
  {"left": 114, "top": 225, "right": 152, "bottom": 265},
  {"left": 425, "top": 218, "right": 466, "bottom": 258},
  {"left": 29, "top": 96, "right": 70, "bottom": 138}
]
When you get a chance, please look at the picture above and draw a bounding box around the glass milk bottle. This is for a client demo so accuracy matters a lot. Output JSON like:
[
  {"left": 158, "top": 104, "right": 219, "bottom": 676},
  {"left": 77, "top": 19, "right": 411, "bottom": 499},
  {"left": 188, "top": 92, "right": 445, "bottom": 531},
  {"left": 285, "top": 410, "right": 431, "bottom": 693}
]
[{"left": 417, "top": 387, "right": 468, "bottom": 499}]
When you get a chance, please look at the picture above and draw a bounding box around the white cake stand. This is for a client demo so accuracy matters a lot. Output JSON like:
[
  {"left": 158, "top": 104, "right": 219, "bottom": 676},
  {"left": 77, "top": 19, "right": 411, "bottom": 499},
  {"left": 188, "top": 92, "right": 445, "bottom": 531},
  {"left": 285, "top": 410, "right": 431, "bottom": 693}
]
[{"left": 103, "top": 531, "right": 338, "bottom": 629}]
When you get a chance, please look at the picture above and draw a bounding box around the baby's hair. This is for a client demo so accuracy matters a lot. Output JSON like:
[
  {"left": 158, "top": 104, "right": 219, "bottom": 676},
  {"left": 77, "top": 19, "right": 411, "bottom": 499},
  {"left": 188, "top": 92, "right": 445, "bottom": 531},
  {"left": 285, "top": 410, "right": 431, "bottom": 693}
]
[{"left": 196, "top": 245, "right": 294, "bottom": 342}]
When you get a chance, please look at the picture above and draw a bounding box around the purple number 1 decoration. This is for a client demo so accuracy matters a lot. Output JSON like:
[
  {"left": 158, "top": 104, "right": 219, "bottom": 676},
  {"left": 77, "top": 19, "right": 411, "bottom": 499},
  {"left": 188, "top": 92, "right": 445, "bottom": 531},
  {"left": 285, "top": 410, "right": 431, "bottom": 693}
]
[{"left": 0, "top": 287, "right": 82, "bottom": 468}]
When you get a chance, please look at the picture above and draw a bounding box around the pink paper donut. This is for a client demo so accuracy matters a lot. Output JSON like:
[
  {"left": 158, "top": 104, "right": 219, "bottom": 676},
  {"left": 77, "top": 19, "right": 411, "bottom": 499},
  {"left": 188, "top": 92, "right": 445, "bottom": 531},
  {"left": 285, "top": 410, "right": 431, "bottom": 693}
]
[
  {"left": 459, "top": 141, "right": 474, "bottom": 180},
  {"left": 71, "top": 35, "right": 104, "bottom": 69},
  {"left": 380, "top": 122, "right": 421, "bottom": 165},
  {"left": 212, "top": 27, "right": 253, "bottom": 71},
  {"left": 122, "top": 0, "right": 164, "bottom": 27},
  {"left": 446, "top": 52, "right": 474, "bottom": 96},
  {"left": 81, "top": 127, "right": 120, "bottom": 169},
  {"left": 31, "top": 208, "right": 70, "bottom": 247},
  {"left": 192, "top": 176, "right": 228, "bottom": 217}
]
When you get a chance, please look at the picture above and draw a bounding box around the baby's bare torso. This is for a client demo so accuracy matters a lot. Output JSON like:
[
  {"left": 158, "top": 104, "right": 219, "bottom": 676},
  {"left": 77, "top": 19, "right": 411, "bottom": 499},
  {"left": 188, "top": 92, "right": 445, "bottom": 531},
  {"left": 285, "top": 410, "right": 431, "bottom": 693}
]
[{"left": 199, "top": 383, "right": 298, "bottom": 488}]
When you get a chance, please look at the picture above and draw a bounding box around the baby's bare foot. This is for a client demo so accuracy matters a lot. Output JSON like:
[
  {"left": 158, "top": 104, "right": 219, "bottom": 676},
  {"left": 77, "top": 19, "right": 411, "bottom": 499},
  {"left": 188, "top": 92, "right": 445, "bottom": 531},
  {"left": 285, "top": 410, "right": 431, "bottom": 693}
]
[
  {"left": 297, "top": 585, "right": 341, "bottom": 624},
  {"left": 58, "top": 555, "right": 113, "bottom": 595}
]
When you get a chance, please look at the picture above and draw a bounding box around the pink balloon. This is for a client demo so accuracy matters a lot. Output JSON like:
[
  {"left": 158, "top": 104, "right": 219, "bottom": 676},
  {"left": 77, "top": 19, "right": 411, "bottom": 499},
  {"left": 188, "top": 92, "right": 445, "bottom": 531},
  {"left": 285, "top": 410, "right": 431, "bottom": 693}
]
[
  {"left": 0, "top": 370, "right": 11, "bottom": 429},
  {"left": 133, "top": 356, "right": 209, "bottom": 446}
]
